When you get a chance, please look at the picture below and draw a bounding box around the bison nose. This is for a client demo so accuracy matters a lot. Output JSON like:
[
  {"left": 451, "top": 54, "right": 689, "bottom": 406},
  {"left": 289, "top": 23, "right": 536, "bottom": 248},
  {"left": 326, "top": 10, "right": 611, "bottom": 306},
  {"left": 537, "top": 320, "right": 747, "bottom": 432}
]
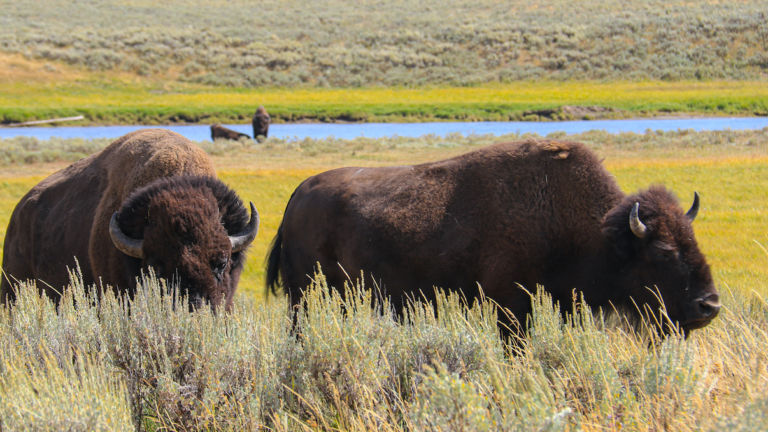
[{"left": 695, "top": 293, "right": 721, "bottom": 320}]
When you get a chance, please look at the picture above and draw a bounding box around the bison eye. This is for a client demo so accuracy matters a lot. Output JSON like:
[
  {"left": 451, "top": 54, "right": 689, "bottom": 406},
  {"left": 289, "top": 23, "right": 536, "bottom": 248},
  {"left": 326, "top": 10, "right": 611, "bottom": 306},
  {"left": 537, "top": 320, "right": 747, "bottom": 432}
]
[{"left": 211, "top": 256, "right": 229, "bottom": 280}]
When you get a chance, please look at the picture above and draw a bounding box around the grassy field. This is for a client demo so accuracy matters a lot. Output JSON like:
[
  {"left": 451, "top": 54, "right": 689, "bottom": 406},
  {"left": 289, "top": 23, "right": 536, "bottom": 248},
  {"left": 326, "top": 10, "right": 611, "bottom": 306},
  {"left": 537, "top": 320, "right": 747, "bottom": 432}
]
[
  {"left": 2, "top": 60, "right": 768, "bottom": 124},
  {"left": 1, "top": 129, "right": 768, "bottom": 430},
  {"left": 2, "top": 0, "right": 767, "bottom": 124},
  {"left": 4, "top": 0, "right": 768, "bottom": 428}
]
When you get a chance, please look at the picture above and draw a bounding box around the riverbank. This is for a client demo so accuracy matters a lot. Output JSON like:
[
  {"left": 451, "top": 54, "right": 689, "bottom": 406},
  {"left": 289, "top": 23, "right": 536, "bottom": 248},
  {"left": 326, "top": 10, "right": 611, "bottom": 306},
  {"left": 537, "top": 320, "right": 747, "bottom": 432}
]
[
  {"left": 2, "top": 127, "right": 767, "bottom": 171},
  {"left": 2, "top": 78, "right": 767, "bottom": 125}
]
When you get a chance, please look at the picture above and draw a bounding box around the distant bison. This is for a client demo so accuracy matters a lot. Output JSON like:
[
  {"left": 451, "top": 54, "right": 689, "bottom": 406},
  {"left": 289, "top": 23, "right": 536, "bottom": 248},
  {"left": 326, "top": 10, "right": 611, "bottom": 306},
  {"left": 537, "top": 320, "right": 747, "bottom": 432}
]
[
  {"left": 1, "top": 129, "right": 259, "bottom": 310},
  {"left": 267, "top": 139, "right": 719, "bottom": 333},
  {"left": 252, "top": 106, "right": 270, "bottom": 140},
  {"left": 210, "top": 123, "right": 250, "bottom": 141}
]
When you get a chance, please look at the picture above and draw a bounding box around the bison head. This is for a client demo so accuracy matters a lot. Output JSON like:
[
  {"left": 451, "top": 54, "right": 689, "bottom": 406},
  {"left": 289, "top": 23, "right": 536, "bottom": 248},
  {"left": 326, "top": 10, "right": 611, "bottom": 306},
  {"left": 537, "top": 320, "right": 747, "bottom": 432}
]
[
  {"left": 602, "top": 186, "right": 719, "bottom": 333},
  {"left": 108, "top": 176, "right": 258, "bottom": 310}
]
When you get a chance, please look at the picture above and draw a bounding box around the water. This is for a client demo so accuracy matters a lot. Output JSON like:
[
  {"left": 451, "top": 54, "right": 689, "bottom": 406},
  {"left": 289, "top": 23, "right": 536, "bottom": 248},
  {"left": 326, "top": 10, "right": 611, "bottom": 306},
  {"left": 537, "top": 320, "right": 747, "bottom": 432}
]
[{"left": 1, "top": 117, "right": 767, "bottom": 141}]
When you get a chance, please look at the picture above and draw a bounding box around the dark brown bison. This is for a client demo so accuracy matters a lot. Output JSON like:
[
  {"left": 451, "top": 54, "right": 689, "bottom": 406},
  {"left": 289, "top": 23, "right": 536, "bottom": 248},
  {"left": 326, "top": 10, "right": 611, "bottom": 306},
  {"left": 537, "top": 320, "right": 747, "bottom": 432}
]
[
  {"left": 267, "top": 139, "right": 719, "bottom": 333},
  {"left": 1, "top": 129, "right": 259, "bottom": 310},
  {"left": 210, "top": 123, "right": 250, "bottom": 141},
  {"left": 252, "top": 106, "right": 270, "bottom": 141}
]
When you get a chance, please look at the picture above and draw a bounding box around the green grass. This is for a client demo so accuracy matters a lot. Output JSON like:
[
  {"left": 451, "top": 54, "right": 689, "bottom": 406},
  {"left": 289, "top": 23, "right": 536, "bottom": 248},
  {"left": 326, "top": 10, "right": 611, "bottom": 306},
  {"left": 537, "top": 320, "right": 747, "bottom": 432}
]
[{"left": 2, "top": 79, "right": 768, "bottom": 124}]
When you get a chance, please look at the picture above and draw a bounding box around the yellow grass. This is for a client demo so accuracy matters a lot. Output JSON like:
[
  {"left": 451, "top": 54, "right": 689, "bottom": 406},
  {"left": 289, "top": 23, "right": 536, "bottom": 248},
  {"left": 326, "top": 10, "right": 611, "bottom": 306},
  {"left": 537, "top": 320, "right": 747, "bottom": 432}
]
[
  {"left": 3, "top": 79, "right": 766, "bottom": 111},
  {"left": 1, "top": 54, "right": 766, "bottom": 122}
]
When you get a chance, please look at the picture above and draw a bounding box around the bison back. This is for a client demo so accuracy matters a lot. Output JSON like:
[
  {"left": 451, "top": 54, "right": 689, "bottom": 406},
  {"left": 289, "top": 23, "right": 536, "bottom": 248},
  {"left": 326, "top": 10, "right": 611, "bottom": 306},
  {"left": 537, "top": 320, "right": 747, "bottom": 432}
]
[
  {"left": 273, "top": 139, "right": 624, "bottom": 316},
  {"left": 277, "top": 164, "right": 477, "bottom": 308},
  {"left": 1, "top": 155, "right": 104, "bottom": 300}
]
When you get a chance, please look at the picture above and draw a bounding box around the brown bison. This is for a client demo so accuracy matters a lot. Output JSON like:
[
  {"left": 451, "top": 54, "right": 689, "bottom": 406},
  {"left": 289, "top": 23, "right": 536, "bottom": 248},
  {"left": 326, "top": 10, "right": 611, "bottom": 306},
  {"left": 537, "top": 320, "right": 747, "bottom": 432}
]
[
  {"left": 252, "top": 106, "right": 270, "bottom": 141},
  {"left": 267, "top": 139, "right": 720, "bottom": 333},
  {"left": 1, "top": 129, "right": 259, "bottom": 310},
  {"left": 210, "top": 123, "right": 250, "bottom": 141}
]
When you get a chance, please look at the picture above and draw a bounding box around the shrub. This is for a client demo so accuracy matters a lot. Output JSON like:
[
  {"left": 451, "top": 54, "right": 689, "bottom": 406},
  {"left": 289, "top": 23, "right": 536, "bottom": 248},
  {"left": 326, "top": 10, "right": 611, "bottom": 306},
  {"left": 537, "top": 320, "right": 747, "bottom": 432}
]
[{"left": 1, "top": 0, "right": 766, "bottom": 87}]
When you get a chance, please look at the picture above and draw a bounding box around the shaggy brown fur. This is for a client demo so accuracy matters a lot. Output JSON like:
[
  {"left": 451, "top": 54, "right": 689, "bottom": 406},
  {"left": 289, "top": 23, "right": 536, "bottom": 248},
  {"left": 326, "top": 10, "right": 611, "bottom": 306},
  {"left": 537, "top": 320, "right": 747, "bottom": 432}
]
[
  {"left": 1, "top": 129, "right": 257, "bottom": 310},
  {"left": 267, "top": 139, "right": 720, "bottom": 333},
  {"left": 210, "top": 123, "right": 250, "bottom": 141},
  {"left": 252, "top": 106, "right": 270, "bottom": 141}
]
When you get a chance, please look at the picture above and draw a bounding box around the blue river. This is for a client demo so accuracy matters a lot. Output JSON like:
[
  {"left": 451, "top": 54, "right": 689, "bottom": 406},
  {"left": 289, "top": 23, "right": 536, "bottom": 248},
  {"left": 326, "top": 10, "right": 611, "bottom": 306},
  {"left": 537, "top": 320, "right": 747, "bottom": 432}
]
[{"left": 1, "top": 117, "right": 767, "bottom": 141}]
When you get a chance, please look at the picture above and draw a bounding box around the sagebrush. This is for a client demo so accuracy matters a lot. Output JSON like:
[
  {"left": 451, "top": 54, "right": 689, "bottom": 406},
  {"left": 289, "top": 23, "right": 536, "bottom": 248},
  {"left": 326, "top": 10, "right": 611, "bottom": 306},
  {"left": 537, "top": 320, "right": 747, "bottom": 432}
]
[
  {"left": 1, "top": 0, "right": 767, "bottom": 87},
  {"left": 1, "top": 266, "right": 768, "bottom": 431}
]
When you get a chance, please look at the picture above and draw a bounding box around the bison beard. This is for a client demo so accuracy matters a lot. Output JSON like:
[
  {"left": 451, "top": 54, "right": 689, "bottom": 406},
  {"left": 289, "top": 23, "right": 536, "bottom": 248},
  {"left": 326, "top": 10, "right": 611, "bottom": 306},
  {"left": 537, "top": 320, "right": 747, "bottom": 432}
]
[
  {"left": 266, "top": 139, "right": 720, "bottom": 335},
  {"left": 0, "top": 129, "right": 258, "bottom": 311}
]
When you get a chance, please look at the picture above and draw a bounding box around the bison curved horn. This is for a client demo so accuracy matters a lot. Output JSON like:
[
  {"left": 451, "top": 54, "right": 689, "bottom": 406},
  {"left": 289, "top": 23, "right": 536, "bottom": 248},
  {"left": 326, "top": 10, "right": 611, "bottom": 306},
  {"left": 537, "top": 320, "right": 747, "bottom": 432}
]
[
  {"left": 629, "top": 202, "right": 647, "bottom": 239},
  {"left": 109, "top": 213, "right": 144, "bottom": 258},
  {"left": 686, "top": 191, "right": 700, "bottom": 222},
  {"left": 230, "top": 202, "right": 259, "bottom": 253}
]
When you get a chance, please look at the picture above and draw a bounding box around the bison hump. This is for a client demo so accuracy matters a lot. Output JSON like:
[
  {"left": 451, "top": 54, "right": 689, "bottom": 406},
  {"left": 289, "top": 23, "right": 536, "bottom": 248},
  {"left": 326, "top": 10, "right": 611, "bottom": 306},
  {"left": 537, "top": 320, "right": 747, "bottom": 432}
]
[{"left": 342, "top": 167, "right": 455, "bottom": 238}]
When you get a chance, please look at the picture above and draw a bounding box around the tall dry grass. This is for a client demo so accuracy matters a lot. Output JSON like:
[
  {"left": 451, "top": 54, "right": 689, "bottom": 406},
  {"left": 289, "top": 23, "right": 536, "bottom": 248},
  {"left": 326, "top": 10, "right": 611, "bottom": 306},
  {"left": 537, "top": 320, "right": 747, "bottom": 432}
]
[{"left": 1, "top": 263, "right": 767, "bottom": 431}]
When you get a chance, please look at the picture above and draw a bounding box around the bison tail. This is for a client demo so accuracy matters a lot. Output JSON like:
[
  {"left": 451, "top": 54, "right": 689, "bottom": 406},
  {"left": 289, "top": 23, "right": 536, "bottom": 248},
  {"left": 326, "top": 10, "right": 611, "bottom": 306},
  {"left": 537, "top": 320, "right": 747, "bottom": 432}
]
[{"left": 265, "top": 223, "right": 283, "bottom": 296}]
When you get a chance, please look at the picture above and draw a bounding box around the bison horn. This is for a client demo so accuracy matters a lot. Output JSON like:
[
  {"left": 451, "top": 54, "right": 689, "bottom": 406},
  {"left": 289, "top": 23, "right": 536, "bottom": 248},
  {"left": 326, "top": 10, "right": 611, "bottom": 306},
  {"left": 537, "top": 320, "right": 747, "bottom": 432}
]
[
  {"left": 109, "top": 213, "right": 145, "bottom": 258},
  {"left": 629, "top": 202, "right": 647, "bottom": 239},
  {"left": 230, "top": 202, "right": 259, "bottom": 253},
  {"left": 686, "top": 191, "right": 699, "bottom": 222}
]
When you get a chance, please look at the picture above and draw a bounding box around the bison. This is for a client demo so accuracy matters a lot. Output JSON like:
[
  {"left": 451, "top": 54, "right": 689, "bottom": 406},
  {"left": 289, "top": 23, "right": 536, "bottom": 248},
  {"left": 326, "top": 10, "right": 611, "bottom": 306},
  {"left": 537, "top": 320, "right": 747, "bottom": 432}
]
[
  {"left": 252, "top": 106, "right": 270, "bottom": 141},
  {"left": 266, "top": 139, "right": 720, "bottom": 334},
  {"left": 1, "top": 129, "right": 259, "bottom": 310},
  {"left": 210, "top": 123, "right": 251, "bottom": 141}
]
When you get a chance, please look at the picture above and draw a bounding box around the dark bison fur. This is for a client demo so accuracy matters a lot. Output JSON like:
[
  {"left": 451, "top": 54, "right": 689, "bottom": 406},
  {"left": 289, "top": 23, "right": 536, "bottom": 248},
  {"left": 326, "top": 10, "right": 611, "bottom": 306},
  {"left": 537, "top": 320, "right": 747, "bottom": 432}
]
[
  {"left": 1, "top": 129, "right": 258, "bottom": 311},
  {"left": 252, "top": 106, "right": 270, "bottom": 141},
  {"left": 266, "top": 139, "right": 720, "bottom": 334},
  {"left": 114, "top": 176, "right": 253, "bottom": 309},
  {"left": 210, "top": 123, "right": 250, "bottom": 141}
]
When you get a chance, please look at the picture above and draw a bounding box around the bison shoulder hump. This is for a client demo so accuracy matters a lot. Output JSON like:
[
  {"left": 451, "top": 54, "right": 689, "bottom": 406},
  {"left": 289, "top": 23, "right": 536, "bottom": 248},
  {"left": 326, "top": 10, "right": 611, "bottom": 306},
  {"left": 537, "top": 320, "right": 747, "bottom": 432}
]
[
  {"left": 539, "top": 140, "right": 573, "bottom": 160},
  {"left": 523, "top": 139, "right": 600, "bottom": 165}
]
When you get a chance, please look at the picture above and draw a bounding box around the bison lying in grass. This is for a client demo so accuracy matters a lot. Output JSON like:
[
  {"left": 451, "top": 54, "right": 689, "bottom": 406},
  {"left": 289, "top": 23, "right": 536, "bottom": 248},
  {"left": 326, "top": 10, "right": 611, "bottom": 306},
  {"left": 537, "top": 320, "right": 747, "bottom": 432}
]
[
  {"left": 267, "top": 139, "right": 719, "bottom": 334},
  {"left": 210, "top": 123, "right": 250, "bottom": 141},
  {"left": 1, "top": 129, "right": 259, "bottom": 310}
]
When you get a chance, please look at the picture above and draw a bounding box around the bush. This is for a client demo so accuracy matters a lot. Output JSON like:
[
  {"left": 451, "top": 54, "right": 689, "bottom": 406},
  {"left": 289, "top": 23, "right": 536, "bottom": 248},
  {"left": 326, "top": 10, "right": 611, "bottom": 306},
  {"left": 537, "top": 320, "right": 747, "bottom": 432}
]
[
  {"left": 1, "top": 262, "right": 767, "bottom": 430},
  {"left": 0, "top": 0, "right": 766, "bottom": 87}
]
